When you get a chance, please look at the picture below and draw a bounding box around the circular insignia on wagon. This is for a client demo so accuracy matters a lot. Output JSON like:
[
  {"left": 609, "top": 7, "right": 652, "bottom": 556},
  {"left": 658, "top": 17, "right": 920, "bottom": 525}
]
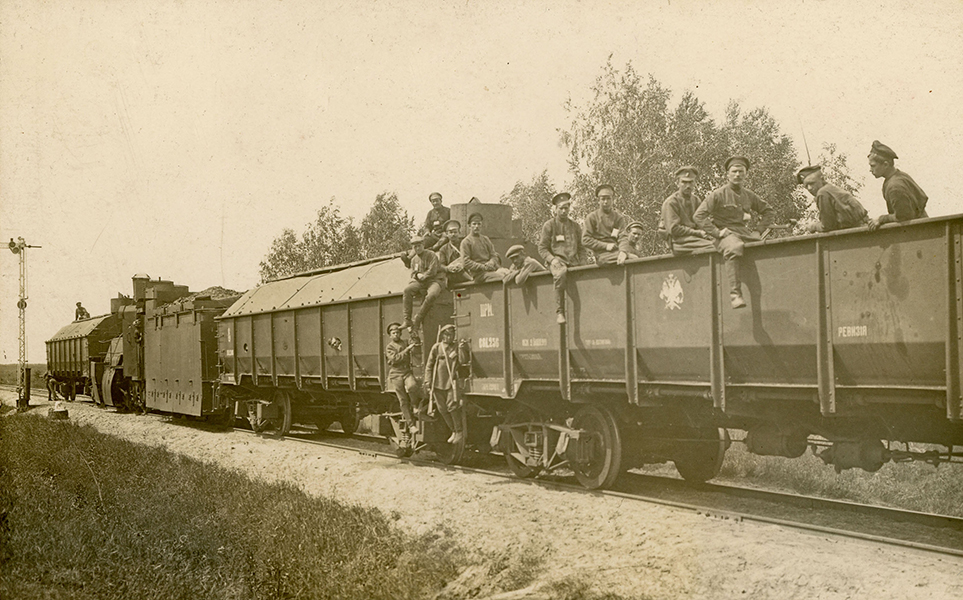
[{"left": 660, "top": 274, "right": 684, "bottom": 310}]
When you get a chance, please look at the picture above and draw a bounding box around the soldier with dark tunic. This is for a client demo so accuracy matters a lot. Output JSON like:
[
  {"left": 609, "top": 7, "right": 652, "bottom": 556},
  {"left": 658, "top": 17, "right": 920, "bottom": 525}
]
[
  {"left": 503, "top": 244, "right": 545, "bottom": 285},
  {"left": 401, "top": 235, "right": 445, "bottom": 337},
  {"left": 661, "top": 166, "right": 715, "bottom": 255},
  {"left": 694, "top": 156, "right": 774, "bottom": 309},
  {"left": 423, "top": 192, "right": 450, "bottom": 234},
  {"left": 865, "top": 141, "right": 929, "bottom": 231},
  {"left": 795, "top": 165, "right": 870, "bottom": 233},
  {"left": 538, "top": 192, "right": 589, "bottom": 323},
  {"left": 617, "top": 221, "right": 646, "bottom": 264},
  {"left": 459, "top": 212, "right": 509, "bottom": 283},
  {"left": 582, "top": 184, "right": 629, "bottom": 265}
]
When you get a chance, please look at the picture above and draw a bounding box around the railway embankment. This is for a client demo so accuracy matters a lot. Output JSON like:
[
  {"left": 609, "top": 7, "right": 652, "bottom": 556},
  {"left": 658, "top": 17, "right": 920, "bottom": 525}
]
[{"left": 3, "top": 392, "right": 962, "bottom": 600}]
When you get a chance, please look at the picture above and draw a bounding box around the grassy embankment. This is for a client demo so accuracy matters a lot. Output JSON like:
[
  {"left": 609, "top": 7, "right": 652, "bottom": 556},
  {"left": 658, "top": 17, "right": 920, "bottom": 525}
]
[
  {"left": 0, "top": 412, "right": 622, "bottom": 600},
  {"left": 644, "top": 439, "right": 963, "bottom": 517},
  {"left": 0, "top": 414, "right": 459, "bottom": 599}
]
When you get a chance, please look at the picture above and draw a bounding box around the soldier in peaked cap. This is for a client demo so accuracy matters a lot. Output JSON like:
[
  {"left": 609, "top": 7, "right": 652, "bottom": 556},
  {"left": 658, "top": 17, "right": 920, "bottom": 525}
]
[
  {"left": 460, "top": 212, "right": 510, "bottom": 283},
  {"left": 402, "top": 235, "right": 445, "bottom": 338},
  {"left": 796, "top": 165, "right": 870, "bottom": 233},
  {"left": 503, "top": 244, "right": 545, "bottom": 285},
  {"left": 662, "top": 166, "right": 715, "bottom": 256},
  {"left": 694, "top": 155, "right": 774, "bottom": 309},
  {"left": 617, "top": 221, "right": 646, "bottom": 264},
  {"left": 424, "top": 323, "right": 464, "bottom": 445},
  {"left": 385, "top": 322, "right": 419, "bottom": 434},
  {"left": 435, "top": 219, "right": 468, "bottom": 287},
  {"left": 582, "top": 184, "right": 629, "bottom": 265},
  {"left": 866, "top": 140, "right": 928, "bottom": 231},
  {"left": 424, "top": 192, "right": 451, "bottom": 234},
  {"left": 538, "top": 192, "right": 589, "bottom": 323}
]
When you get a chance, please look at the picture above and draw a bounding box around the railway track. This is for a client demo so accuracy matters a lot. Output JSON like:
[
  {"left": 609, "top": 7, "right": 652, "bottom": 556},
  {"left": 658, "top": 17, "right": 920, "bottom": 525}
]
[
  {"left": 6, "top": 385, "right": 963, "bottom": 558},
  {"left": 252, "top": 423, "right": 963, "bottom": 559}
]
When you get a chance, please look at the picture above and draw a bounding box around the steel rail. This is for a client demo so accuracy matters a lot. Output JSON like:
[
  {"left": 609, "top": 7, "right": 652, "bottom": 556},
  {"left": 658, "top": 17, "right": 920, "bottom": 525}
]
[{"left": 239, "top": 427, "right": 963, "bottom": 559}]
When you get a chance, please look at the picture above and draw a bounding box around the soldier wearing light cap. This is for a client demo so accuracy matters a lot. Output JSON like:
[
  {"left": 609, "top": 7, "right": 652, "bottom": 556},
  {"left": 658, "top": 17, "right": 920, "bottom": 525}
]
[
  {"left": 866, "top": 140, "right": 928, "bottom": 231},
  {"left": 503, "top": 244, "right": 545, "bottom": 285},
  {"left": 662, "top": 166, "right": 715, "bottom": 256},
  {"left": 694, "top": 156, "right": 774, "bottom": 309},
  {"left": 538, "top": 192, "right": 589, "bottom": 323},
  {"left": 795, "top": 165, "right": 870, "bottom": 233}
]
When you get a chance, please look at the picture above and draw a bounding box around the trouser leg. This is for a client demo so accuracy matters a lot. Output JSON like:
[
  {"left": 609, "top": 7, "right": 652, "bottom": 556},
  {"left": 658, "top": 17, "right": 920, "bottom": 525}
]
[
  {"left": 403, "top": 281, "right": 422, "bottom": 322},
  {"left": 433, "top": 388, "right": 455, "bottom": 430},
  {"left": 595, "top": 250, "right": 620, "bottom": 265},
  {"left": 413, "top": 282, "right": 442, "bottom": 328},
  {"left": 716, "top": 234, "right": 745, "bottom": 296},
  {"left": 392, "top": 376, "right": 415, "bottom": 425},
  {"left": 549, "top": 261, "right": 568, "bottom": 315}
]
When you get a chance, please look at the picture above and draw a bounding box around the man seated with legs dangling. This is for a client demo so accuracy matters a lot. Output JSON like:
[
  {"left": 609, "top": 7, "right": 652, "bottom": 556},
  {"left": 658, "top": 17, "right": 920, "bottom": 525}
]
[{"left": 401, "top": 235, "right": 445, "bottom": 343}]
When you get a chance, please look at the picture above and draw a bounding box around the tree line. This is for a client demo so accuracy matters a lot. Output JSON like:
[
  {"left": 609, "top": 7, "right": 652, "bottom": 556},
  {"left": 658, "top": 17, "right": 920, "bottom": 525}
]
[{"left": 261, "top": 59, "right": 860, "bottom": 281}]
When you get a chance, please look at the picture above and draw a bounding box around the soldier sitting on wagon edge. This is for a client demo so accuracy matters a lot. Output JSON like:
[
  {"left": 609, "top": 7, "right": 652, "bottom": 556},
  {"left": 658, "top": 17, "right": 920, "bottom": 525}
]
[
  {"left": 581, "top": 184, "right": 629, "bottom": 265},
  {"left": 538, "top": 192, "right": 589, "bottom": 324},
  {"left": 617, "top": 221, "right": 646, "bottom": 264},
  {"left": 460, "top": 212, "right": 510, "bottom": 283},
  {"left": 502, "top": 244, "right": 545, "bottom": 285},
  {"left": 694, "top": 156, "right": 774, "bottom": 310},
  {"left": 795, "top": 165, "right": 870, "bottom": 233},
  {"left": 75, "top": 302, "right": 90, "bottom": 321},
  {"left": 662, "top": 166, "right": 715, "bottom": 255},
  {"left": 866, "top": 140, "right": 929, "bottom": 231},
  {"left": 401, "top": 235, "right": 445, "bottom": 338}
]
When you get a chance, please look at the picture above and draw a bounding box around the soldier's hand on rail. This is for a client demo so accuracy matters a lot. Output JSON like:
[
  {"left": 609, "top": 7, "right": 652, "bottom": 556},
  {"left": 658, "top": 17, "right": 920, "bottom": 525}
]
[
  {"left": 867, "top": 216, "right": 882, "bottom": 232},
  {"left": 700, "top": 231, "right": 713, "bottom": 240},
  {"left": 616, "top": 251, "right": 628, "bottom": 265},
  {"left": 606, "top": 243, "right": 616, "bottom": 252},
  {"left": 551, "top": 258, "right": 562, "bottom": 270}
]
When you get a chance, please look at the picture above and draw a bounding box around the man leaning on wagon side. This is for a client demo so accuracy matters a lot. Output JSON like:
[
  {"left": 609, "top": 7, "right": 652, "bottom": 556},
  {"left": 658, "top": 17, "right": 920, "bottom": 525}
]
[
  {"left": 661, "top": 166, "right": 715, "bottom": 255},
  {"left": 795, "top": 165, "right": 870, "bottom": 233},
  {"left": 582, "top": 184, "right": 629, "bottom": 265},
  {"left": 538, "top": 192, "right": 589, "bottom": 324},
  {"left": 694, "top": 156, "right": 774, "bottom": 309},
  {"left": 402, "top": 235, "right": 445, "bottom": 339},
  {"left": 866, "top": 141, "right": 929, "bottom": 231},
  {"left": 617, "top": 221, "right": 646, "bottom": 264},
  {"left": 503, "top": 244, "right": 545, "bottom": 285}
]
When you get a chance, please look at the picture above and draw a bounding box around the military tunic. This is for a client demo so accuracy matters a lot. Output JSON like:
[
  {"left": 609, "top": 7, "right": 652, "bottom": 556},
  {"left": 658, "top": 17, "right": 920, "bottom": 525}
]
[
  {"left": 814, "top": 183, "right": 869, "bottom": 232},
  {"left": 582, "top": 208, "right": 629, "bottom": 264},
  {"left": 880, "top": 170, "right": 928, "bottom": 224},
  {"left": 662, "top": 191, "right": 715, "bottom": 254}
]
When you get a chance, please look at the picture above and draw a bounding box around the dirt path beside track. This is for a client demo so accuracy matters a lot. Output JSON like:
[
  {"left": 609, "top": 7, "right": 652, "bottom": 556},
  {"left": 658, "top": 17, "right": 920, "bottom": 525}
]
[{"left": 4, "top": 393, "right": 961, "bottom": 600}]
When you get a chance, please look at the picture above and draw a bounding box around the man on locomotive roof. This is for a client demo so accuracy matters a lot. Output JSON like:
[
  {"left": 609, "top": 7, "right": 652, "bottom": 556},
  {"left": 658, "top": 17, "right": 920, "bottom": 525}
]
[
  {"left": 385, "top": 322, "right": 419, "bottom": 434},
  {"left": 424, "top": 192, "right": 450, "bottom": 234},
  {"left": 865, "top": 141, "right": 929, "bottom": 232},
  {"left": 424, "top": 219, "right": 446, "bottom": 251},
  {"left": 796, "top": 165, "right": 870, "bottom": 233},
  {"left": 74, "top": 302, "right": 90, "bottom": 321},
  {"left": 459, "top": 212, "right": 510, "bottom": 283},
  {"left": 402, "top": 235, "right": 445, "bottom": 338},
  {"left": 617, "top": 221, "right": 646, "bottom": 265},
  {"left": 503, "top": 244, "right": 545, "bottom": 285},
  {"left": 694, "top": 156, "right": 774, "bottom": 309},
  {"left": 538, "top": 192, "right": 589, "bottom": 324},
  {"left": 582, "top": 184, "right": 629, "bottom": 265},
  {"left": 661, "top": 166, "right": 715, "bottom": 256},
  {"left": 436, "top": 219, "right": 469, "bottom": 287},
  {"left": 424, "top": 324, "right": 464, "bottom": 445}
]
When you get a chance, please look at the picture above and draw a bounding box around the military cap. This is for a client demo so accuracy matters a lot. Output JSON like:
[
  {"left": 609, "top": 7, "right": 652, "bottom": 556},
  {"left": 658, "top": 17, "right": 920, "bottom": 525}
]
[
  {"left": 429, "top": 192, "right": 443, "bottom": 201},
  {"left": 552, "top": 192, "right": 572, "bottom": 206},
  {"left": 595, "top": 183, "right": 615, "bottom": 196},
  {"left": 468, "top": 212, "right": 484, "bottom": 224},
  {"left": 626, "top": 221, "right": 644, "bottom": 231},
  {"left": 444, "top": 219, "right": 461, "bottom": 229},
  {"left": 76, "top": 301, "right": 83, "bottom": 306},
  {"left": 410, "top": 235, "right": 425, "bottom": 245},
  {"left": 796, "top": 165, "right": 821, "bottom": 184},
  {"left": 869, "top": 140, "right": 898, "bottom": 161},
  {"left": 724, "top": 156, "right": 750, "bottom": 171},
  {"left": 506, "top": 244, "right": 526, "bottom": 258},
  {"left": 439, "top": 324, "right": 456, "bottom": 335},
  {"left": 675, "top": 166, "right": 699, "bottom": 179},
  {"left": 386, "top": 322, "right": 402, "bottom": 334}
]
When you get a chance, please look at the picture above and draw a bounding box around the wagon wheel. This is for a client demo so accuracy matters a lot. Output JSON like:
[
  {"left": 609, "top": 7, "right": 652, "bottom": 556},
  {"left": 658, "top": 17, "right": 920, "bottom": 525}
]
[
  {"left": 213, "top": 385, "right": 236, "bottom": 428},
  {"left": 246, "top": 400, "right": 268, "bottom": 433},
  {"left": 337, "top": 403, "right": 359, "bottom": 434},
  {"left": 568, "top": 404, "right": 624, "bottom": 490},
  {"left": 502, "top": 406, "right": 543, "bottom": 479},
  {"left": 673, "top": 427, "right": 728, "bottom": 483},
  {"left": 131, "top": 381, "right": 147, "bottom": 415},
  {"left": 271, "top": 390, "right": 292, "bottom": 437}
]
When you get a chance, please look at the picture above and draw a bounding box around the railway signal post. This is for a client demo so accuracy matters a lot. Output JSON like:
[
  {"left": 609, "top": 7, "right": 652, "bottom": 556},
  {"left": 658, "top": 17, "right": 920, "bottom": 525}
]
[{"left": 8, "top": 237, "right": 41, "bottom": 411}]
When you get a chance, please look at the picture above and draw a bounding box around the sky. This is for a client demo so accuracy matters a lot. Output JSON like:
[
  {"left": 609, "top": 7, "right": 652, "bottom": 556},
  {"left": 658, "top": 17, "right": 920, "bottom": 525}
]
[{"left": 2, "top": 0, "right": 962, "bottom": 363}]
